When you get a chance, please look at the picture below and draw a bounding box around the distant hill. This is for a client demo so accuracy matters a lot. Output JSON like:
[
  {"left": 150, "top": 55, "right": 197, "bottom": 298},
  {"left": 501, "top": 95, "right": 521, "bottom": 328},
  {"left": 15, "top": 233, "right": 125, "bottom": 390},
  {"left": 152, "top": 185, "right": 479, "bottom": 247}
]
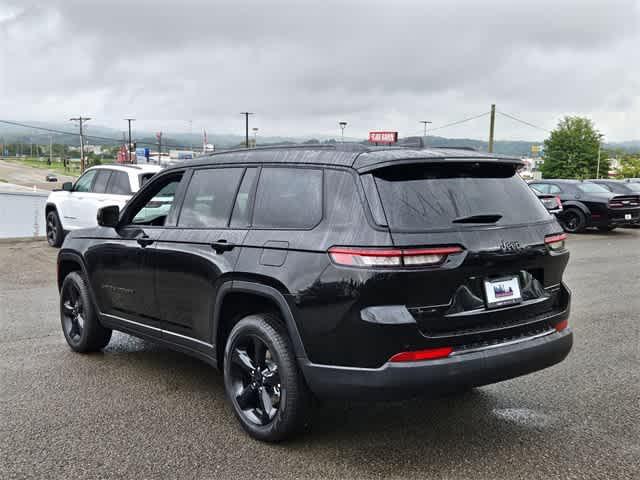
[{"left": 1, "top": 121, "right": 638, "bottom": 155}]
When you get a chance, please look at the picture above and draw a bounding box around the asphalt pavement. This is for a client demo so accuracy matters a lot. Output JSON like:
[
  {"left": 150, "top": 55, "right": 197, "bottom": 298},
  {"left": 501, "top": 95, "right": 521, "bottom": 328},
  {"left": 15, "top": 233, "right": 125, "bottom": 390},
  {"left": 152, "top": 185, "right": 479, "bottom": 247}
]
[{"left": 1, "top": 233, "right": 638, "bottom": 479}]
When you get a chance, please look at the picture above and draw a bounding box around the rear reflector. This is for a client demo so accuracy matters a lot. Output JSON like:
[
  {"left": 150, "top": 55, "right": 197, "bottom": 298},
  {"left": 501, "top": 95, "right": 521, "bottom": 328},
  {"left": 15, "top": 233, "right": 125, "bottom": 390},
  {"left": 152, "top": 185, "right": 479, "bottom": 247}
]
[
  {"left": 545, "top": 233, "right": 567, "bottom": 251},
  {"left": 554, "top": 319, "right": 569, "bottom": 332},
  {"left": 389, "top": 347, "right": 453, "bottom": 363},
  {"left": 328, "top": 246, "right": 463, "bottom": 267}
]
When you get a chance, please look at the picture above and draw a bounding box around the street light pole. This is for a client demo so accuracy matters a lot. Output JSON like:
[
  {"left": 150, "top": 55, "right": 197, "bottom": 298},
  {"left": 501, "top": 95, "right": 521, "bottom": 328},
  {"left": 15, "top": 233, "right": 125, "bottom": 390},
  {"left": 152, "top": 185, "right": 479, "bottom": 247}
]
[
  {"left": 70, "top": 116, "right": 91, "bottom": 172},
  {"left": 596, "top": 134, "right": 604, "bottom": 179},
  {"left": 252, "top": 127, "right": 259, "bottom": 148},
  {"left": 339, "top": 121, "right": 347, "bottom": 142},
  {"left": 240, "top": 112, "right": 254, "bottom": 148}
]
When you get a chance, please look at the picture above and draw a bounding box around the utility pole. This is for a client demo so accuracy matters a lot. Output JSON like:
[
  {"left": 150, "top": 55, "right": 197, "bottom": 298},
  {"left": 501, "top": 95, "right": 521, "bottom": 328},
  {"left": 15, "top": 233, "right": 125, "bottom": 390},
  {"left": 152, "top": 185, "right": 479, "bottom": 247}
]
[
  {"left": 156, "top": 131, "right": 163, "bottom": 165},
  {"left": 70, "top": 116, "right": 91, "bottom": 172},
  {"left": 419, "top": 120, "right": 432, "bottom": 146},
  {"left": 596, "top": 134, "right": 604, "bottom": 179},
  {"left": 49, "top": 135, "right": 52, "bottom": 165},
  {"left": 488, "top": 104, "right": 496, "bottom": 153},
  {"left": 240, "top": 112, "right": 254, "bottom": 148},
  {"left": 125, "top": 118, "right": 135, "bottom": 164},
  {"left": 252, "top": 127, "right": 259, "bottom": 148}
]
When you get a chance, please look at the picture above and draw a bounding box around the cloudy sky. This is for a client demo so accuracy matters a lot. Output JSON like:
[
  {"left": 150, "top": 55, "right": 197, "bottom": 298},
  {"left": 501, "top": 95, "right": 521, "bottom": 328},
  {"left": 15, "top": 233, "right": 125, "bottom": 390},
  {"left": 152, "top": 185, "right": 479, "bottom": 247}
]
[{"left": 0, "top": 0, "right": 638, "bottom": 141}]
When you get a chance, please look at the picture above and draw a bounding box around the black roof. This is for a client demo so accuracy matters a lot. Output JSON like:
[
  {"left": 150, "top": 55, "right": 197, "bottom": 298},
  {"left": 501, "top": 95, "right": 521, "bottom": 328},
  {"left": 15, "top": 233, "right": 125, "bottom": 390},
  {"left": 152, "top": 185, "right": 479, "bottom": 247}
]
[
  {"left": 532, "top": 179, "right": 584, "bottom": 184},
  {"left": 165, "top": 140, "right": 522, "bottom": 173}
]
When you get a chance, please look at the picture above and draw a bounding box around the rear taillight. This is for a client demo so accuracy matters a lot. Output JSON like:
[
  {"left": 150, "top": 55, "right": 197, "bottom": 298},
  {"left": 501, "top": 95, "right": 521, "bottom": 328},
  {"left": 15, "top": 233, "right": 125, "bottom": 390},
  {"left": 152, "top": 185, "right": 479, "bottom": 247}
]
[
  {"left": 554, "top": 319, "right": 569, "bottom": 332},
  {"left": 555, "top": 195, "right": 563, "bottom": 210},
  {"left": 389, "top": 346, "right": 453, "bottom": 363},
  {"left": 545, "top": 233, "right": 567, "bottom": 251},
  {"left": 328, "top": 246, "right": 463, "bottom": 267}
]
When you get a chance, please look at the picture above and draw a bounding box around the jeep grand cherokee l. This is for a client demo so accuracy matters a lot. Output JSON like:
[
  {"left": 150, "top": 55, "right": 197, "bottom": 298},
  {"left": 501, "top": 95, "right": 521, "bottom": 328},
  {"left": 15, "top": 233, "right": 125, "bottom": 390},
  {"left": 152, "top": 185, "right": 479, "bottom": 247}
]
[
  {"left": 56, "top": 143, "right": 573, "bottom": 441},
  {"left": 529, "top": 179, "right": 640, "bottom": 232}
]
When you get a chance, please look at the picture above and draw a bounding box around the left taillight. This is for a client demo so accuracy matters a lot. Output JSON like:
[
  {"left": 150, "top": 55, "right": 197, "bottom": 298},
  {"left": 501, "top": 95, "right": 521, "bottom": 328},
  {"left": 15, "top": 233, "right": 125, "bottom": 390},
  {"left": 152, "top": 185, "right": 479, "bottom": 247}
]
[
  {"left": 545, "top": 233, "right": 567, "bottom": 251},
  {"left": 328, "top": 246, "right": 463, "bottom": 268}
]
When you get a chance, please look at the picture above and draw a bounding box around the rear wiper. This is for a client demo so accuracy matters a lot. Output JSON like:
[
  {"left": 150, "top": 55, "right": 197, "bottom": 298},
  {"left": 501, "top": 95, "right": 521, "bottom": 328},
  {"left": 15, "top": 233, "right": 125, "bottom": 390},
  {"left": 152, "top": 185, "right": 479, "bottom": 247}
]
[{"left": 452, "top": 214, "right": 503, "bottom": 224}]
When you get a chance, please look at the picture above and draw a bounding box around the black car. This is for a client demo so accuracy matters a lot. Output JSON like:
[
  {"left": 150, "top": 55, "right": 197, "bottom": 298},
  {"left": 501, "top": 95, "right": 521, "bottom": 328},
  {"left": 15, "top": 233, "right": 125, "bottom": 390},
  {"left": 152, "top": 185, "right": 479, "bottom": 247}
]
[
  {"left": 57, "top": 143, "right": 572, "bottom": 441},
  {"left": 587, "top": 178, "right": 640, "bottom": 195},
  {"left": 534, "top": 192, "right": 563, "bottom": 216},
  {"left": 529, "top": 179, "right": 640, "bottom": 232}
]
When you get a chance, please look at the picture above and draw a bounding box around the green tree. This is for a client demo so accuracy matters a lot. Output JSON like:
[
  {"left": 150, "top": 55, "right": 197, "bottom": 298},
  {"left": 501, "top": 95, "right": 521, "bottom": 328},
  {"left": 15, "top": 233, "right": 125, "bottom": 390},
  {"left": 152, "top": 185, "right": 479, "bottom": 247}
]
[
  {"left": 540, "top": 116, "right": 608, "bottom": 179},
  {"left": 617, "top": 154, "right": 640, "bottom": 178}
]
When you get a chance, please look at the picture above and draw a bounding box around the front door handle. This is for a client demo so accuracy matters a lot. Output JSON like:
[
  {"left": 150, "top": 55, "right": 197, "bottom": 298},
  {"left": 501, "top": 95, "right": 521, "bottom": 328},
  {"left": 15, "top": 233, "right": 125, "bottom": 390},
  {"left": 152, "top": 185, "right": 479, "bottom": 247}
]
[
  {"left": 137, "top": 235, "right": 154, "bottom": 248},
  {"left": 211, "top": 239, "right": 234, "bottom": 253}
]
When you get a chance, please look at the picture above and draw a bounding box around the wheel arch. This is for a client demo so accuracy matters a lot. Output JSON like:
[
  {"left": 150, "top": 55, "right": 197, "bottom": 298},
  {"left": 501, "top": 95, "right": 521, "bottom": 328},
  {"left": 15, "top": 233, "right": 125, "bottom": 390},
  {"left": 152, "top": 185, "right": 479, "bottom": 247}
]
[
  {"left": 213, "top": 280, "right": 308, "bottom": 369},
  {"left": 561, "top": 201, "right": 590, "bottom": 216},
  {"left": 57, "top": 251, "right": 89, "bottom": 291}
]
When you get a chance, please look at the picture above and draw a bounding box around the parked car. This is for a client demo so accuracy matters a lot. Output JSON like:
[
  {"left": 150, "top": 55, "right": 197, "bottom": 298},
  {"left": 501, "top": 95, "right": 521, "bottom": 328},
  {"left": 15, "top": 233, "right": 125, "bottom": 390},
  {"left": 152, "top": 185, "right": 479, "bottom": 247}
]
[
  {"left": 529, "top": 179, "right": 640, "bottom": 233},
  {"left": 45, "top": 164, "right": 162, "bottom": 247},
  {"left": 45, "top": 173, "right": 58, "bottom": 182},
  {"left": 534, "top": 192, "right": 563, "bottom": 216},
  {"left": 587, "top": 179, "right": 640, "bottom": 195},
  {"left": 57, "top": 143, "right": 572, "bottom": 441}
]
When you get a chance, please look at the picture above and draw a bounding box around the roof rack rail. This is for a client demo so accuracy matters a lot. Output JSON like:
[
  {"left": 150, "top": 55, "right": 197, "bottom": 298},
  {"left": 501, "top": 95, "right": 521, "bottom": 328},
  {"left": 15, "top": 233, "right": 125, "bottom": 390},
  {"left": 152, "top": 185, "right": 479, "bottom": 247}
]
[{"left": 429, "top": 146, "right": 478, "bottom": 151}]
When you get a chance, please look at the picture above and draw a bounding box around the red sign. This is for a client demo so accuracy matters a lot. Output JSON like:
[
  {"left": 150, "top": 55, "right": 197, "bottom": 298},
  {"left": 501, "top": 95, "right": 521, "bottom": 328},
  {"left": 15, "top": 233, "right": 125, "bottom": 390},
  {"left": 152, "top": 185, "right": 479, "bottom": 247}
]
[{"left": 369, "top": 131, "right": 398, "bottom": 144}]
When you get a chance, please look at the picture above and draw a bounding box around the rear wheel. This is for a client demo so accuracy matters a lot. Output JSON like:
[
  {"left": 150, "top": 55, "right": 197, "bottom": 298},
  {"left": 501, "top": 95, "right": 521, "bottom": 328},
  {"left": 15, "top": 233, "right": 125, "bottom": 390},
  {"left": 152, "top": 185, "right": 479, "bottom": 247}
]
[
  {"left": 223, "top": 313, "right": 310, "bottom": 442},
  {"left": 561, "top": 208, "right": 586, "bottom": 233},
  {"left": 60, "top": 272, "right": 112, "bottom": 352},
  {"left": 46, "top": 210, "right": 63, "bottom": 247}
]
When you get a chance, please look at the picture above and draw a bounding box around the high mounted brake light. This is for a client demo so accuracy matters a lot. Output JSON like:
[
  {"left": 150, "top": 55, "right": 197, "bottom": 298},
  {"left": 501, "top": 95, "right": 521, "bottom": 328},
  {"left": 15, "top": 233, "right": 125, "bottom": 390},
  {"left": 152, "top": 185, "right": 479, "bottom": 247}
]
[
  {"left": 545, "top": 233, "right": 567, "bottom": 251},
  {"left": 328, "top": 246, "right": 463, "bottom": 267}
]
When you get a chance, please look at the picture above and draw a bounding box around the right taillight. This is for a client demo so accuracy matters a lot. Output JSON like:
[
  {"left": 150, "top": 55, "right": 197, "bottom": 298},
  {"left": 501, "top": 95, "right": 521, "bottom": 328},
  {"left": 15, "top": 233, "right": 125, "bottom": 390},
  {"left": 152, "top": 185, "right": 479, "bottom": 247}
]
[
  {"left": 555, "top": 195, "right": 563, "bottom": 210},
  {"left": 545, "top": 233, "right": 567, "bottom": 251},
  {"left": 328, "top": 246, "right": 463, "bottom": 268},
  {"left": 554, "top": 319, "right": 569, "bottom": 332}
]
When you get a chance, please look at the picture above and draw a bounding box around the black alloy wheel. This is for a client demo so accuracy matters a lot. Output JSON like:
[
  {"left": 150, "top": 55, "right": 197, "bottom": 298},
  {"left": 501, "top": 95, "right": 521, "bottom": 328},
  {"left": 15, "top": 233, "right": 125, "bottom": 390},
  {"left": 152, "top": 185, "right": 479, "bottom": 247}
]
[
  {"left": 46, "top": 211, "right": 63, "bottom": 247},
  {"left": 228, "top": 334, "right": 282, "bottom": 426},
  {"left": 61, "top": 281, "right": 85, "bottom": 346},
  {"left": 561, "top": 208, "right": 586, "bottom": 233},
  {"left": 60, "top": 272, "right": 112, "bottom": 352},
  {"left": 223, "top": 314, "right": 310, "bottom": 442}
]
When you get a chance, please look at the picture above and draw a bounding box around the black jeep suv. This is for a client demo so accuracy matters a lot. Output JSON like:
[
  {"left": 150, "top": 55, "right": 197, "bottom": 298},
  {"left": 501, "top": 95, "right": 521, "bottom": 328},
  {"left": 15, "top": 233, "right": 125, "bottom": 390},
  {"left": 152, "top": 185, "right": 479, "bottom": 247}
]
[
  {"left": 529, "top": 179, "right": 640, "bottom": 232},
  {"left": 57, "top": 143, "right": 573, "bottom": 441}
]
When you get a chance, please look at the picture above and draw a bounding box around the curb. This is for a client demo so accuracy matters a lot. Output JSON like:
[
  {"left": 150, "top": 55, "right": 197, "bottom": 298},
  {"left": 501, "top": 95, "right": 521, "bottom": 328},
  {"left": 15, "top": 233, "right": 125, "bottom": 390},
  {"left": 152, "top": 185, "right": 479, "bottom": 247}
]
[{"left": 0, "top": 236, "right": 46, "bottom": 244}]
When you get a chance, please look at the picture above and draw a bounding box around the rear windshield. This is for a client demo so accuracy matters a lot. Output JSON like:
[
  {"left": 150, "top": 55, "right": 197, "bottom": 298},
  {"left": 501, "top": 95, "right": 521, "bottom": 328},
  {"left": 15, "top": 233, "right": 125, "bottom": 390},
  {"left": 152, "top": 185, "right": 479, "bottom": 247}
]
[{"left": 369, "top": 163, "right": 550, "bottom": 231}]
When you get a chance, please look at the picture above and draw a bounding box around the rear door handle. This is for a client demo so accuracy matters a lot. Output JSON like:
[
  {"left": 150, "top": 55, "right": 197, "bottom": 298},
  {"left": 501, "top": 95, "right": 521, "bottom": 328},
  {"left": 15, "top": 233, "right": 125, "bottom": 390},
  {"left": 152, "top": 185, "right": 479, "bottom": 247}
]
[
  {"left": 137, "top": 235, "right": 154, "bottom": 247},
  {"left": 211, "top": 239, "right": 234, "bottom": 253}
]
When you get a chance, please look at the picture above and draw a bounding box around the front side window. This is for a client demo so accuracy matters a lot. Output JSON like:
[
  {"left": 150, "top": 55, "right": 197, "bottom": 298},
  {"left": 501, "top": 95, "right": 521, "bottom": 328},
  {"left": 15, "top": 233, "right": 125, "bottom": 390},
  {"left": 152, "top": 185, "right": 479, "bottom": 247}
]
[
  {"left": 129, "top": 174, "right": 183, "bottom": 226},
  {"left": 178, "top": 168, "right": 244, "bottom": 228},
  {"left": 107, "top": 171, "right": 132, "bottom": 195},
  {"left": 74, "top": 170, "right": 98, "bottom": 192},
  {"left": 252, "top": 167, "right": 323, "bottom": 229}
]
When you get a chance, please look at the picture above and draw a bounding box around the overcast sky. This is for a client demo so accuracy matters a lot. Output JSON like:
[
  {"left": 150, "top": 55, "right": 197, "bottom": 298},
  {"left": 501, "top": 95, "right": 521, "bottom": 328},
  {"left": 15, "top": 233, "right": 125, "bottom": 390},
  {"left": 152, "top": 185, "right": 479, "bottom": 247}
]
[{"left": 0, "top": 0, "right": 638, "bottom": 141}]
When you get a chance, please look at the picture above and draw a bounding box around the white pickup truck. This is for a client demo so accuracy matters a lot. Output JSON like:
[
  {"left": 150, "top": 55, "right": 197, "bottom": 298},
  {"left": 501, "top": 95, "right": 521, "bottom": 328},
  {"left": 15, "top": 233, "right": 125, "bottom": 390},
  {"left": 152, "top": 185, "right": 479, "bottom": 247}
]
[{"left": 45, "top": 164, "right": 162, "bottom": 247}]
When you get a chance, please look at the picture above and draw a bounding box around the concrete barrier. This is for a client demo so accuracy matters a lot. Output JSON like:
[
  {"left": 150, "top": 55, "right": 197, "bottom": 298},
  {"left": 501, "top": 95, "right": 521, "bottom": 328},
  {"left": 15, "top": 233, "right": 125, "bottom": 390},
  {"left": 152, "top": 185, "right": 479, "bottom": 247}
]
[{"left": 0, "top": 190, "right": 49, "bottom": 239}]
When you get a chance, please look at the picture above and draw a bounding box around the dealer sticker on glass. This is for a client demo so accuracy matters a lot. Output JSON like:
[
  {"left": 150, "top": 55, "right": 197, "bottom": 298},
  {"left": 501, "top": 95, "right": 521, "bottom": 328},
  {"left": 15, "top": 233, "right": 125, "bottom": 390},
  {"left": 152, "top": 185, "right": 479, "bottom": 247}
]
[{"left": 484, "top": 276, "right": 522, "bottom": 308}]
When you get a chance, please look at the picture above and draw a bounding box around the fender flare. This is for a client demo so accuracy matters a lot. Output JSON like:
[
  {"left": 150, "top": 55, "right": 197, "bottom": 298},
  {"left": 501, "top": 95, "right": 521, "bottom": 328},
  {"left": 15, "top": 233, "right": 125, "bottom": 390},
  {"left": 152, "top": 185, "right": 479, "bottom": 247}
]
[
  {"left": 212, "top": 280, "right": 309, "bottom": 362},
  {"left": 46, "top": 202, "right": 67, "bottom": 230},
  {"left": 560, "top": 201, "right": 589, "bottom": 216}
]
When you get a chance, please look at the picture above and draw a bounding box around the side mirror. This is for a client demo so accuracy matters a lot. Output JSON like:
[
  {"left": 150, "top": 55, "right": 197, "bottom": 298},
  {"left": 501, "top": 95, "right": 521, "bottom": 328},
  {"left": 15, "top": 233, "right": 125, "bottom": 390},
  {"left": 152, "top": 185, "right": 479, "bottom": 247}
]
[
  {"left": 62, "top": 182, "right": 73, "bottom": 191},
  {"left": 97, "top": 205, "right": 120, "bottom": 228}
]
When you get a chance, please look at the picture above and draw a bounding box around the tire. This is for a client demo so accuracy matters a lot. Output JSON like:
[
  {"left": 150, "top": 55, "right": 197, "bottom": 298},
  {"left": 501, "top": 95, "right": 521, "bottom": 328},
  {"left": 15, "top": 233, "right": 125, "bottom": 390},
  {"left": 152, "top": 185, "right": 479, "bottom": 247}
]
[
  {"left": 46, "top": 210, "right": 64, "bottom": 247},
  {"left": 60, "top": 271, "right": 112, "bottom": 352},
  {"left": 223, "top": 313, "right": 311, "bottom": 442},
  {"left": 597, "top": 226, "right": 616, "bottom": 232},
  {"left": 561, "top": 208, "right": 586, "bottom": 233}
]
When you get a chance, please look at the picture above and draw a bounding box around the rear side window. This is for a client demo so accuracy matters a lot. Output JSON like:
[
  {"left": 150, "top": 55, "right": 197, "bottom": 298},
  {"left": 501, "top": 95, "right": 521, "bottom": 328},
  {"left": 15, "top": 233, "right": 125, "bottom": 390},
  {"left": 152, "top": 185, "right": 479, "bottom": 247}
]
[
  {"left": 577, "top": 183, "right": 609, "bottom": 193},
  {"left": 92, "top": 170, "right": 112, "bottom": 193},
  {"left": 107, "top": 171, "right": 132, "bottom": 195},
  {"left": 178, "top": 168, "right": 244, "bottom": 228},
  {"left": 371, "top": 163, "right": 550, "bottom": 231},
  {"left": 252, "top": 167, "right": 323, "bottom": 229}
]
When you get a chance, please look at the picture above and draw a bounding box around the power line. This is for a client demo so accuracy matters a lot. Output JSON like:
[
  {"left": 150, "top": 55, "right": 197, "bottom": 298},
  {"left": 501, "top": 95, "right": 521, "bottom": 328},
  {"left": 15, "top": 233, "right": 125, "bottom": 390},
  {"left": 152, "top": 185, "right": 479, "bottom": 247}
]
[
  {"left": 497, "top": 111, "right": 550, "bottom": 132},
  {"left": 429, "top": 111, "right": 491, "bottom": 132},
  {"left": 0, "top": 119, "right": 194, "bottom": 150}
]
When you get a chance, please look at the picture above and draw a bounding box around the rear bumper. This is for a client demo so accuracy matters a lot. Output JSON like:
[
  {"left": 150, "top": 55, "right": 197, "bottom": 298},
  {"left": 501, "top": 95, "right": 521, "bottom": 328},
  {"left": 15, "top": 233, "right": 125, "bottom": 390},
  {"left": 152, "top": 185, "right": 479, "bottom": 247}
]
[{"left": 301, "top": 328, "right": 573, "bottom": 400}]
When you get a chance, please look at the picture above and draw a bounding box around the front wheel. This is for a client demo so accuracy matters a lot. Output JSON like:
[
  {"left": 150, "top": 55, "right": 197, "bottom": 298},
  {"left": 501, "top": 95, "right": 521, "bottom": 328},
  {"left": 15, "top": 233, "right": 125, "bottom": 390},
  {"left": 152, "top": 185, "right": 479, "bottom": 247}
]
[
  {"left": 60, "top": 272, "right": 112, "bottom": 352},
  {"left": 223, "top": 313, "right": 310, "bottom": 442},
  {"left": 46, "top": 210, "right": 64, "bottom": 247}
]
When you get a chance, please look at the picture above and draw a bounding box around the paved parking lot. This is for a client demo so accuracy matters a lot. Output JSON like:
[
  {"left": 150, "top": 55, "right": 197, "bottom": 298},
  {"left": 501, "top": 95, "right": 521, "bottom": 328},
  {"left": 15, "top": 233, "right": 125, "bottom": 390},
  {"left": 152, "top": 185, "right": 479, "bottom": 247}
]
[{"left": 1, "top": 232, "right": 639, "bottom": 479}]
